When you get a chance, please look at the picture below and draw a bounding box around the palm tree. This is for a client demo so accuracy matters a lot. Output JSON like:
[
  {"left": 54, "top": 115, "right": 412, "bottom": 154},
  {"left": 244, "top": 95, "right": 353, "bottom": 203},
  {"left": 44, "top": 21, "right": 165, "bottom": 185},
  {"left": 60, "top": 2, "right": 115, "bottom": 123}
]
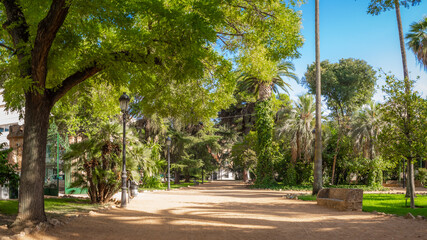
[
  {"left": 237, "top": 61, "right": 298, "bottom": 100},
  {"left": 351, "top": 103, "right": 382, "bottom": 160},
  {"left": 406, "top": 16, "right": 427, "bottom": 71},
  {"left": 277, "top": 94, "right": 316, "bottom": 164},
  {"left": 238, "top": 61, "right": 298, "bottom": 183},
  {"left": 313, "top": 0, "right": 323, "bottom": 195}
]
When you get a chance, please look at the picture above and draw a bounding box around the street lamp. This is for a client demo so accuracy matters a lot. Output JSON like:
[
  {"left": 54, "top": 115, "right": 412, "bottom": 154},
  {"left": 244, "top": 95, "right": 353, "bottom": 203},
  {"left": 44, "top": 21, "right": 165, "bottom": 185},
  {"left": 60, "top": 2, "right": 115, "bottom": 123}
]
[
  {"left": 119, "top": 92, "right": 130, "bottom": 208},
  {"left": 166, "top": 137, "right": 171, "bottom": 191}
]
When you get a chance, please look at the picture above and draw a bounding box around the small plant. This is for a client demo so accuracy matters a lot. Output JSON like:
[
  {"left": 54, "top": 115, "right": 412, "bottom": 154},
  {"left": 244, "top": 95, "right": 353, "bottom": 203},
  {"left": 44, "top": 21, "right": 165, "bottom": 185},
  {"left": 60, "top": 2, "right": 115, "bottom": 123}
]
[
  {"left": 141, "top": 176, "right": 163, "bottom": 189},
  {"left": 416, "top": 168, "right": 427, "bottom": 186}
]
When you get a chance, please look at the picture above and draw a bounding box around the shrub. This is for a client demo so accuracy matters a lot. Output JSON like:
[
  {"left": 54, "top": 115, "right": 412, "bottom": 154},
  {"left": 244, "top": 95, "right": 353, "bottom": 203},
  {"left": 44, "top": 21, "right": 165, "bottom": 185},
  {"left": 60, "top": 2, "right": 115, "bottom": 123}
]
[
  {"left": 283, "top": 164, "right": 297, "bottom": 186},
  {"left": 416, "top": 168, "right": 427, "bottom": 186}
]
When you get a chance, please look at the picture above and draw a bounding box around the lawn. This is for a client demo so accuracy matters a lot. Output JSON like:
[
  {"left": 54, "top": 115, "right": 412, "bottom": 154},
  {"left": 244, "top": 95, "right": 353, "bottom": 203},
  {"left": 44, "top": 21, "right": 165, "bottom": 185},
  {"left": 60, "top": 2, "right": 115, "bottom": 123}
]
[
  {"left": 138, "top": 182, "right": 196, "bottom": 191},
  {"left": 363, "top": 194, "right": 427, "bottom": 217},
  {"left": 297, "top": 193, "right": 427, "bottom": 217},
  {"left": 0, "top": 198, "right": 102, "bottom": 216}
]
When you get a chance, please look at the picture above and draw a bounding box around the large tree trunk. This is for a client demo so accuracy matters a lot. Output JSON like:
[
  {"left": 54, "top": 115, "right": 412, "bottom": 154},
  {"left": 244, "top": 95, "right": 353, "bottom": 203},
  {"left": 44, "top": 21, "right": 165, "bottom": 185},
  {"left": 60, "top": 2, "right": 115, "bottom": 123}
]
[
  {"left": 243, "top": 168, "right": 248, "bottom": 183},
  {"left": 14, "top": 93, "right": 53, "bottom": 226},
  {"left": 174, "top": 170, "right": 180, "bottom": 184},
  {"left": 312, "top": 0, "right": 323, "bottom": 195}
]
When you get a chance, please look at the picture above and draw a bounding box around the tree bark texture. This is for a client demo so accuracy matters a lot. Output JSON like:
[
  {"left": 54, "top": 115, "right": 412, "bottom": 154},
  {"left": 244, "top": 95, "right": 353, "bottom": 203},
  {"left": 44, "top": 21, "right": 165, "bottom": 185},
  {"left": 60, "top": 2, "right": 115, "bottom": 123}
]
[
  {"left": 394, "top": 1, "right": 409, "bottom": 82},
  {"left": 174, "top": 171, "right": 180, "bottom": 184},
  {"left": 406, "top": 158, "right": 416, "bottom": 208},
  {"left": 312, "top": 0, "right": 323, "bottom": 195},
  {"left": 258, "top": 82, "right": 272, "bottom": 102},
  {"left": 15, "top": 94, "right": 53, "bottom": 224}
]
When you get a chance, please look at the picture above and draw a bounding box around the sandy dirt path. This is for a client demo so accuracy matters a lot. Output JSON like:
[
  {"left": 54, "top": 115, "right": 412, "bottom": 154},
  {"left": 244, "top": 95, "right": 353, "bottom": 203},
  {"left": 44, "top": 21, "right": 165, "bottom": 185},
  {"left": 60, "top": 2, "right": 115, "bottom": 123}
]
[{"left": 24, "top": 181, "right": 427, "bottom": 240}]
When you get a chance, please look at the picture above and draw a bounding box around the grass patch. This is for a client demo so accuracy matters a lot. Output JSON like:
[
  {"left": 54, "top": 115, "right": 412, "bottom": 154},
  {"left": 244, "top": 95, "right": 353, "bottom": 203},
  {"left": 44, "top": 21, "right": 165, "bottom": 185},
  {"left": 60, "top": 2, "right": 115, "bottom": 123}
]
[
  {"left": 363, "top": 194, "right": 427, "bottom": 217},
  {"left": 0, "top": 200, "right": 18, "bottom": 215},
  {"left": 294, "top": 193, "right": 427, "bottom": 217},
  {"left": 0, "top": 198, "right": 102, "bottom": 216},
  {"left": 297, "top": 194, "right": 317, "bottom": 201},
  {"left": 138, "top": 182, "right": 195, "bottom": 191}
]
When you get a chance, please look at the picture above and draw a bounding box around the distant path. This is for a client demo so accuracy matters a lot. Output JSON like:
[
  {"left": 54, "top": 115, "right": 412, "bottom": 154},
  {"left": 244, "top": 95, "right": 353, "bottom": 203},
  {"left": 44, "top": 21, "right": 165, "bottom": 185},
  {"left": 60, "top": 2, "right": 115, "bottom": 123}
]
[{"left": 26, "top": 181, "right": 427, "bottom": 240}]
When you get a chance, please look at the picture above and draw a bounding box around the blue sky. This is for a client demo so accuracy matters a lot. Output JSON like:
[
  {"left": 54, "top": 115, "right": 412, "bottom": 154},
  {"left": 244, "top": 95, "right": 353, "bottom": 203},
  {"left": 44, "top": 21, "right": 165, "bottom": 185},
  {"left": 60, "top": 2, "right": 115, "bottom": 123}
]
[{"left": 287, "top": 0, "right": 427, "bottom": 103}]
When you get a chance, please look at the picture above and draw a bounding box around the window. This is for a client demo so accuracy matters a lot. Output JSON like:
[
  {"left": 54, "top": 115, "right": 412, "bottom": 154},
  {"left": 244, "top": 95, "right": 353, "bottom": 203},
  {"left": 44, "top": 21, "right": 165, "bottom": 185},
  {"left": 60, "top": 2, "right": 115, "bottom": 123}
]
[
  {"left": 5, "top": 128, "right": 8, "bottom": 132},
  {"left": 0, "top": 128, "right": 3, "bottom": 133}
]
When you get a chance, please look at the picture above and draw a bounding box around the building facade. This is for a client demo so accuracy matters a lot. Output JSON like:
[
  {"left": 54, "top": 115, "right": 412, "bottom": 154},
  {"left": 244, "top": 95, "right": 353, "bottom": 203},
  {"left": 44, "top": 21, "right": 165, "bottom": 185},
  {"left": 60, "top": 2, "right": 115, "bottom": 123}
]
[{"left": 0, "top": 90, "right": 24, "bottom": 148}]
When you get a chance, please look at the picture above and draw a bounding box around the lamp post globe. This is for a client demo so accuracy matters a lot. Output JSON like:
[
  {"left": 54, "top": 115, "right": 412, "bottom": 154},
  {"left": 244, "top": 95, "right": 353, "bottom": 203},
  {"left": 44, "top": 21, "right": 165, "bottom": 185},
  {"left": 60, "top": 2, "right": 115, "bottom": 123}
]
[
  {"left": 119, "top": 92, "right": 130, "bottom": 112},
  {"left": 119, "top": 92, "right": 130, "bottom": 208},
  {"left": 166, "top": 137, "right": 171, "bottom": 191}
]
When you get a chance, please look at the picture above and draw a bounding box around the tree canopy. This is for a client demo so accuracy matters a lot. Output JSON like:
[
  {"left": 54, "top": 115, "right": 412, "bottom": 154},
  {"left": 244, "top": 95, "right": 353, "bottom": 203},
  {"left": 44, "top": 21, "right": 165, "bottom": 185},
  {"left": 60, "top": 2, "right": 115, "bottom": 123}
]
[
  {"left": 303, "top": 58, "right": 377, "bottom": 118},
  {"left": 367, "top": 0, "right": 422, "bottom": 15}
]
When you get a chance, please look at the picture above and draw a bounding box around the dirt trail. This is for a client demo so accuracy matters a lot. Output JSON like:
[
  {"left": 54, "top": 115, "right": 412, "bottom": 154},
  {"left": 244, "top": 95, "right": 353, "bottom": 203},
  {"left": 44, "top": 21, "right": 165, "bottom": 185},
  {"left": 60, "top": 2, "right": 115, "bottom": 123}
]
[{"left": 22, "top": 181, "right": 427, "bottom": 240}]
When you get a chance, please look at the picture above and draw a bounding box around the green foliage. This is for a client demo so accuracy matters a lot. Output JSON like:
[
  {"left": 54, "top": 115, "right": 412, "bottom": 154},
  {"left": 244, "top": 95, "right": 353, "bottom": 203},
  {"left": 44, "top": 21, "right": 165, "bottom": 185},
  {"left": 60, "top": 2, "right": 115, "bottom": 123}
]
[
  {"left": 51, "top": 81, "right": 123, "bottom": 137},
  {"left": 251, "top": 177, "right": 279, "bottom": 189},
  {"left": 141, "top": 176, "right": 163, "bottom": 189},
  {"left": 303, "top": 58, "right": 377, "bottom": 117},
  {"left": 406, "top": 16, "right": 427, "bottom": 70},
  {"left": 237, "top": 61, "right": 299, "bottom": 99},
  {"left": 283, "top": 164, "right": 297, "bottom": 186},
  {"left": 325, "top": 184, "right": 388, "bottom": 191},
  {"left": 346, "top": 156, "right": 391, "bottom": 186},
  {"left": 231, "top": 131, "right": 257, "bottom": 172},
  {"left": 416, "top": 168, "right": 427, "bottom": 186},
  {"left": 367, "top": 0, "right": 422, "bottom": 15},
  {"left": 350, "top": 103, "right": 382, "bottom": 160},
  {"left": 63, "top": 122, "right": 125, "bottom": 203},
  {"left": 0, "top": 143, "right": 19, "bottom": 189},
  {"left": 378, "top": 75, "right": 426, "bottom": 164},
  {"left": 276, "top": 94, "right": 315, "bottom": 163},
  {"left": 255, "top": 100, "right": 275, "bottom": 183}
]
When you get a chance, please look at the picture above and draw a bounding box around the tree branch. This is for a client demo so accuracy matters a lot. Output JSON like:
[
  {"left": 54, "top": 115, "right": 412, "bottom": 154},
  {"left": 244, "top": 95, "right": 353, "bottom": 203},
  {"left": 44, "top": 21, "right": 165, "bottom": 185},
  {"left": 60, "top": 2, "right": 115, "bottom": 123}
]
[
  {"left": 1, "top": 0, "right": 30, "bottom": 66},
  {"left": 216, "top": 32, "right": 245, "bottom": 37},
  {"left": 0, "top": 42, "right": 15, "bottom": 52},
  {"left": 48, "top": 49, "right": 162, "bottom": 104},
  {"left": 49, "top": 64, "right": 102, "bottom": 104},
  {"left": 32, "top": 0, "right": 70, "bottom": 89}
]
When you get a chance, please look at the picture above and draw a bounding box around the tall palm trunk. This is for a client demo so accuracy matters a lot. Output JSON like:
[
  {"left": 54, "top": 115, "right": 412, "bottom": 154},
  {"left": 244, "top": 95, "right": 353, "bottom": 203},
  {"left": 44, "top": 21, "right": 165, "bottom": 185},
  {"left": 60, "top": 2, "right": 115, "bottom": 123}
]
[
  {"left": 312, "top": 0, "right": 323, "bottom": 195},
  {"left": 394, "top": 0, "right": 415, "bottom": 208},
  {"left": 258, "top": 82, "right": 272, "bottom": 101},
  {"left": 255, "top": 81, "right": 274, "bottom": 183}
]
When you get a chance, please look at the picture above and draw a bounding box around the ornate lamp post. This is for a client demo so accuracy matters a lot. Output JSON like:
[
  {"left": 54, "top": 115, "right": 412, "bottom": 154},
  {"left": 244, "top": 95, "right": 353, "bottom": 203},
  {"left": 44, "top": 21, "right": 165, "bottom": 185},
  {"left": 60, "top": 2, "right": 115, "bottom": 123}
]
[
  {"left": 119, "top": 92, "right": 130, "bottom": 208},
  {"left": 166, "top": 137, "right": 171, "bottom": 191}
]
